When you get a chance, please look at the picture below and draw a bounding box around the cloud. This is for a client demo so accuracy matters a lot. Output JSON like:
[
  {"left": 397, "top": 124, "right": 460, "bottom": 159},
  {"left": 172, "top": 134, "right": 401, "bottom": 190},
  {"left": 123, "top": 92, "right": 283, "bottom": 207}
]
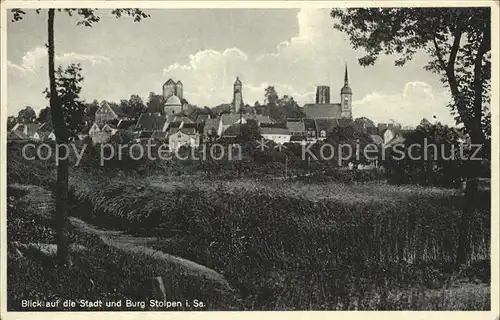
[
  {"left": 7, "top": 46, "right": 110, "bottom": 75},
  {"left": 8, "top": 8, "right": 454, "bottom": 127},
  {"left": 158, "top": 8, "right": 454, "bottom": 127},
  {"left": 57, "top": 52, "right": 111, "bottom": 65},
  {"left": 353, "top": 82, "right": 454, "bottom": 126},
  {"left": 159, "top": 9, "right": 369, "bottom": 108}
]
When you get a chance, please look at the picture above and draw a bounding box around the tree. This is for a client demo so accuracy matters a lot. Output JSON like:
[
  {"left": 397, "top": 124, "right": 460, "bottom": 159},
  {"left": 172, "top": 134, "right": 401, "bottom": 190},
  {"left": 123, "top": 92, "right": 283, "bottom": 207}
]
[
  {"left": 37, "top": 106, "right": 52, "bottom": 124},
  {"left": 44, "top": 64, "right": 86, "bottom": 139},
  {"left": 326, "top": 125, "right": 374, "bottom": 167},
  {"left": 119, "top": 99, "right": 131, "bottom": 117},
  {"left": 120, "top": 94, "right": 145, "bottom": 119},
  {"left": 330, "top": 7, "right": 491, "bottom": 267},
  {"left": 129, "top": 94, "right": 146, "bottom": 119},
  {"left": 264, "top": 86, "right": 279, "bottom": 105},
  {"left": 384, "top": 123, "right": 464, "bottom": 187},
  {"left": 17, "top": 106, "right": 37, "bottom": 124},
  {"left": 212, "top": 103, "right": 232, "bottom": 116},
  {"left": 7, "top": 116, "right": 17, "bottom": 131},
  {"left": 354, "top": 117, "right": 376, "bottom": 132},
  {"left": 11, "top": 8, "right": 150, "bottom": 268},
  {"left": 146, "top": 92, "right": 165, "bottom": 114},
  {"left": 84, "top": 99, "right": 100, "bottom": 123},
  {"left": 237, "top": 119, "right": 261, "bottom": 143},
  {"left": 280, "top": 96, "right": 304, "bottom": 119}
]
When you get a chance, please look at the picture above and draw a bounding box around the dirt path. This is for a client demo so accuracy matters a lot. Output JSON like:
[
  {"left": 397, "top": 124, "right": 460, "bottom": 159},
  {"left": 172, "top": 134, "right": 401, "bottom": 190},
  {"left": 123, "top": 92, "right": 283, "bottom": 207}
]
[
  {"left": 68, "top": 216, "right": 232, "bottom": 290},
  {"left": 8, "top": 183, "right": 233, "bottom": 292}
]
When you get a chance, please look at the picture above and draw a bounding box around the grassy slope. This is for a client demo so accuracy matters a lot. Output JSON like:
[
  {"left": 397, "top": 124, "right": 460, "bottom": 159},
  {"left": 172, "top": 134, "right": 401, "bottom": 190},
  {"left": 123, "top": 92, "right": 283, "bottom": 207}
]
[
  {"left": 7, "top": 185, "right": 239, "bottom": 311},
  {"left": 67, "top": 169, "right": 490, "bottom": 310}
]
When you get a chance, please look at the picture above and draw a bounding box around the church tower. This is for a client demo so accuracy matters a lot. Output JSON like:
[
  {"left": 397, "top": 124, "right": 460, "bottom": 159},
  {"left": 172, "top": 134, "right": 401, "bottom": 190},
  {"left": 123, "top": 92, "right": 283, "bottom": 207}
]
[
  {"left": 175, "top": 80, "right": 183, "bottom": 101},
  {"left": 233, "top": 77, "right": 243, "bottom": 114},
  {"left": 340, "top": 64, "right": 352, "bottom": 119},
  {"left": 163, "top": 78, "right": 176, "bottom": 100}
]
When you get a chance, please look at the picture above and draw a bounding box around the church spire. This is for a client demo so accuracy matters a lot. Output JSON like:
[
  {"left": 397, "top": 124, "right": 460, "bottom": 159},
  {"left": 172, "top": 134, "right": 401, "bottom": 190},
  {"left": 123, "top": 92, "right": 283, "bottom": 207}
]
[
  {"left": 344, "top": 63, "right": 349, "bottom": 86},
  {"left": 341, "top": 63, "right": 352, "bottom": 95}
]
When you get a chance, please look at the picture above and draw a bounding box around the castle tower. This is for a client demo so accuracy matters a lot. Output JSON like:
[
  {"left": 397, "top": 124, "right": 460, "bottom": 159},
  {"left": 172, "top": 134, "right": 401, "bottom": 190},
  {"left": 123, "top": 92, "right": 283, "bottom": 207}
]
[
  {"left": 233, "top": 77, "right": 243, "bottom": 114},
  {"left": 175, "top": 80, "right": 183, "bottom": 101},
  {"left": 162, "top": 79, "right": 176, "bottom": 100},
  {"left": 315, "top": 86, "right": 330, "bottom": 104},
  {"left": 340, "top": 64, "right": 352, "bottom": 119}
]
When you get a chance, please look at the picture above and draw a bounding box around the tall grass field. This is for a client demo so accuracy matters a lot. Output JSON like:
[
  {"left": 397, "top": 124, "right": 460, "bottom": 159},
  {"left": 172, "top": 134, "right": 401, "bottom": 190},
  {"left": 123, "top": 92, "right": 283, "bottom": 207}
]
[
  {"left": 68, "top": 168, "right": 490, "bottom": 310},
  {"left": 6, "top": 145, "right": 491, "bottom": 310}
]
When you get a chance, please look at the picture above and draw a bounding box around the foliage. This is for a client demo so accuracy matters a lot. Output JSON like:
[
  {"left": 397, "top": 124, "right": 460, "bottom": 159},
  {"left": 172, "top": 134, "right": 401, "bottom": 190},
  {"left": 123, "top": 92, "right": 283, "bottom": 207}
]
[
  {"left": 146, "top": 92, "right": 165, "bottom": 114},
  {"left": 44, "top": 64, "right": 86, "bottom": 139},
  {"left": 11, "top": 8, "right": 150, "bottom": 25},
  {"left": 383, "top": 123, "right": 486, "bottom": 187},
  {"left": 37, "top": 107, "right": 52, "bottom": 124},
  {"left": 83, "top": 99, "right": 100, "bottom": 123},
  {"left": 280, "top": 96, "right": 304, "bottom": 119},
  {"left": 354, "top": 117, "right": 376, "bottom": 132},
  {"left": 11, "top": 6, "right": 151, "bottom": 268},
  {"left": 323, "top": 125, "right": 377, "bottom": 166},
  {"left": 120, "top": 94, "right": 146, "bottom": 120},
  {"left": 17, "top": 106, "right": 37, "bottom": 124},
  {"left": 265, "top": 86, "right": 279, "bottom": 105},
  {"left": 237, "top": 119, "right": 262, "bottom": 143},
  {"left": 7, "top": 116, "right": 17, "bottom": 130}
]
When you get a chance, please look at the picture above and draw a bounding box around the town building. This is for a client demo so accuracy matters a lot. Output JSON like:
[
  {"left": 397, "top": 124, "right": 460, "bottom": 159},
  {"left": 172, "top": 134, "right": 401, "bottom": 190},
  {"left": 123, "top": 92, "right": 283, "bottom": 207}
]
[
  {"left": 232, "top": 77, "right": 243, "bottom": 114},
  {"left": 162, "top": 79, "right": 185, "bottom": 115},
  {"left": 168, "top": 123, "right": 200, "bottom": 151},
  {"left": 95, "top": 101, "right": 128, "bottom": 123},
  {"left": 304, "top": 65, "right": 353, "bottom": 120},
  {"left": 10, "top": 123, "right": 40, "bottom": 140},
  {"left": 261, "top": 127, "right": 291, "bottom": 145}
]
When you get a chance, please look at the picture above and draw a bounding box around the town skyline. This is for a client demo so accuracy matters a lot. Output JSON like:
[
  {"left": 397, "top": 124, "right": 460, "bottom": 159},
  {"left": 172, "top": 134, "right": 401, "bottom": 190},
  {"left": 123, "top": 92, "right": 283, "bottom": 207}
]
[{"left": 7, "top": 8, "right": 457, "bottom": 126}]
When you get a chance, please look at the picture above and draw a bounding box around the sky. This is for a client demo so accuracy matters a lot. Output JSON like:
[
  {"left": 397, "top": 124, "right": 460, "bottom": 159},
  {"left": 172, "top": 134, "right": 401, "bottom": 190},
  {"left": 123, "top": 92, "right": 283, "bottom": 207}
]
[{"left": 7, "top": 8, "right": 457, "bottom": 126}]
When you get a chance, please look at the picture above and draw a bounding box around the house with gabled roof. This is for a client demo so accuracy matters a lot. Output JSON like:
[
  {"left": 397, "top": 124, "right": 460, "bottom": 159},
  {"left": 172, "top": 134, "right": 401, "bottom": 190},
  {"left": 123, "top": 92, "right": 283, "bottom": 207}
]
[
  {"left": 218, "top": 114, "right": 246, "bottom": 137},
  {"left": 172, "top": 116, "right": 194, "bottom": 124},
  {"left": 88, "top": 119, "right": 121, "bottom": 144},
  {"left": 303, "top": 118, "right": 318, "bottom": 141},
  {"left": 11, "top": 123, "right": 41, "bottom": 140},
  {"left": 116, "top": 119, "right": 138, "bottom": 131},
  {"left": 195, "top": 114, "right": 211, "bottom": 123},
  {"left": 314, "top": 118, "right": 353, "bottom": 140},
  {"left": 38, "top": 122, "right": 53, "bottom": 133},
  {"left": 217, "top": 113, "right": 275, "bottom": 137},
  {"left": 7, "top": 130, "right": 28, "bottom": 142},
  {"left": 261, "top": 127, "right": 291, "bottom": 145},
  {"left": 151, "top": 130, "right": 168, "bottom": 141},
  {"left": 135, "top": 113, "right": 168, "bottom": 133},
  {"left": 95, "top": 101, "right": 128, "bottom": 123},
  {"left": 168, "top": 122, "right": 200, "bottom": 151},
  {"left": 370, "top": 134, "right": 384, "bottom": 146},
  {"left": 382, "top": 127, "right": 405, "bottom": 148},
  {"left": 286, "top": 119, "right": 306, "bottom": 135},
  {"left": 33, "top": 131, "right": 56, "bottom": 142},
  {"left": 247, "top": 114, "right": 274, "bottom": 125}
]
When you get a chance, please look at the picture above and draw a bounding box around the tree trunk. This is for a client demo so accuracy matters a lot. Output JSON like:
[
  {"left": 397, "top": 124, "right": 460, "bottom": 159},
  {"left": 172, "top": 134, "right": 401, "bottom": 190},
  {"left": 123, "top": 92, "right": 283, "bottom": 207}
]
[
  {"left": 455, "top": 174, "right": 478, "bottom": 268},
  {"left": 48, "top": 9, "right": 71, "bottom": 268}
]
